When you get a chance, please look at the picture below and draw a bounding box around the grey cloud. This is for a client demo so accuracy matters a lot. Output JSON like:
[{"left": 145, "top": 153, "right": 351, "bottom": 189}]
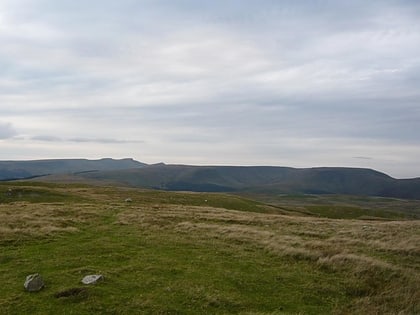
[
  {"left": 31, "top": 135, "right": 62, "bottom": 142},
  {"left": 353, "top": 156, "right": 373, "bottom": 160},
  {"left": 0, "top": 122, "right": 17, "bottom": 139},
  {"left": 30, "top": 135, "right": 142, "bottom": 144},
  {"left": 68, "top": 138, "right": 143, "bottom": 144},
  {"left": 0, "top": 0, "right": 419, "bottom": 177}
]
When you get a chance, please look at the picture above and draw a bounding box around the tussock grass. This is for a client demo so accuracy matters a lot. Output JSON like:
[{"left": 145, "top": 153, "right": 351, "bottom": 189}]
[
  {"left": 0, "top": 202, "right": 100, "bottom": 241},
  {"left": 118, "top": 204, "right": 420, "bottom": 314}
]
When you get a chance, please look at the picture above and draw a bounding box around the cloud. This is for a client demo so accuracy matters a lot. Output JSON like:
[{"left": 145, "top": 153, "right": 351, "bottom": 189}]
[
  {"left": 31, "top": 135, "right": 62, "bottom": 142},
  {"left": 0, "top": 122, "right": 16, "bottom": 139},
  {"left": 68, "top": 138, "right": 143, "bottom": 144},
  {"left": 30, "top": 135, "right": 142, "bottom": 144},
  {"left": 0, "top": 1, "right": 419, "bottom": 177},
  {"left": 353, "top": 156, "right": 373, "bottom": 160}
]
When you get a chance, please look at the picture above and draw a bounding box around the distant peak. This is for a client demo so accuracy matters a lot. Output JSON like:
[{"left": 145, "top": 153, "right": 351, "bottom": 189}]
[{"left": 150, "top": 162, "right": 166, "bottom": 166}]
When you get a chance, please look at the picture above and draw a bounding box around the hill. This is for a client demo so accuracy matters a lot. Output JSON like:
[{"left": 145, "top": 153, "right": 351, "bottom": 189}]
[
  {"left": 53, "top": 164, "right": 420, "bottom": 199},
  {"left": 0, "top": 182, "right": 419, "bottom": 314},
  {"left": 0, "top": 158, "right": 146, "bottom": 180},
  {"left": 3, "top": 159, "right": 420, "bottom": 199}
]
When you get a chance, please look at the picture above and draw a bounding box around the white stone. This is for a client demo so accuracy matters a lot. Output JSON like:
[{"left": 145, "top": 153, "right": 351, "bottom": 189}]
[
  {"left": 24, "top": 273, "right": 45, "bottom": 292},
  {"left": 81, "top": 274, "right": 103, "bottom": 285}
]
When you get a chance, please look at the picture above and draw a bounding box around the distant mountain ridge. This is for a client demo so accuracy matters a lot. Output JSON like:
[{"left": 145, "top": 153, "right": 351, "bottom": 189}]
[
  {"left": 2, "top": 159, "right": 420, "bottom": 199},
  {"left": 67, "top": 163, "right": 420, "bottom": 200},
  {"left": 0, "top": 158, "right": 146, "bottom": 180}
]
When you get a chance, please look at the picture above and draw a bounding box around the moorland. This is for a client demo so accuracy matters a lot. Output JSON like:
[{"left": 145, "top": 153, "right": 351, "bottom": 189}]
[{"left": 0, "top": 180, "right": 419, "bottom": 314}]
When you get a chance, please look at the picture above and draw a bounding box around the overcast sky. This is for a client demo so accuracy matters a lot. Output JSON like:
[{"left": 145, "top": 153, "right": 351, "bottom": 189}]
[{"left": 1, "top": 0, "right": 419, "bottom": 178}]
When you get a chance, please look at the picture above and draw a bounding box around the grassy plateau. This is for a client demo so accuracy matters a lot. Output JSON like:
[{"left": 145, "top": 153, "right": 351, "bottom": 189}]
[{"left": 0, "top": 182, "right": 419, "bottom": 314}]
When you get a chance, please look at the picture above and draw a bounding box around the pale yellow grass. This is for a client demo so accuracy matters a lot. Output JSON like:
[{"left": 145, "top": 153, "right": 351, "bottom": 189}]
[
  {"left": 0, "top": 202, "right": 99, "bottom": 239},
  {"left": 116, "top": 204, "right": 420, "bottom": 263}
]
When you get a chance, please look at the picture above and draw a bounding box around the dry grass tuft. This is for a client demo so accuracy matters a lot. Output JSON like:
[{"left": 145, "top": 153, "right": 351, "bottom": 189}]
[{"left": 0, "top": 202, "right": 99, "bottom": 240}]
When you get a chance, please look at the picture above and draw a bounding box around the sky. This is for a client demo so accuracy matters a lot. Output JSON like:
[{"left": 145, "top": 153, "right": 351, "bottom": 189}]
[{"left": 0, "top": 0, "right": 419, "bottom": 178}]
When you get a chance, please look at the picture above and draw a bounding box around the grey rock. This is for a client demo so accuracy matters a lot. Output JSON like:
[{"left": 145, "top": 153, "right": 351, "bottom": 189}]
[
  {"left": 81, "top": 274, "right": 103, "bottom": 285},
  {"left": 125, "top": 198, "right": 132, "bottom": 203},
  {"left": 24, "top": 273, "right": 45, "bottom": 292}
]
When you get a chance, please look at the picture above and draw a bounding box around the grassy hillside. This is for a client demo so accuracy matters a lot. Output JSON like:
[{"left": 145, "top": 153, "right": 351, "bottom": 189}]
[
  {"left": 0, "top": 182, "right": 419, "bottom": 314},
  {"left": 0, "top": 158, "right": 146, "bottom": 180},
  {"left": 242, "top": 193, "right": 420, "bottom": 220},
  {"left": 50, "top": 164, "right": 420, "bottom": 199}
]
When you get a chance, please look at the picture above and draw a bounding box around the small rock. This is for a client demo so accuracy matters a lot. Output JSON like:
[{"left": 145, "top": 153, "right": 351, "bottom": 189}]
[
  {"left": 24, "top": 273, "right": 45, "bottom": 292},
  {"left": 81, "top": 274, "right": 103, "bottom": 285},
  {"left": 125, "top": 198, "right": 132, "bottom": 203}
]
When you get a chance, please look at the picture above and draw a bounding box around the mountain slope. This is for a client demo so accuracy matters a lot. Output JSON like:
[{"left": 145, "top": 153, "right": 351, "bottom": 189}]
[
  {"left": 0, "top": 158, "right": 146, "bottom": 180},
  {"left": 70, "top": 164, "right": 420, "bottom": 199},
  {"left": 5, "top": 160, "right": 420, "bottom": 199}
]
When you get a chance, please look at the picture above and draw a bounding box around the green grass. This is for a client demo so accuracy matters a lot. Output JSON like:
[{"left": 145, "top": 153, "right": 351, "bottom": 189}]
[
  {"left": 0, "top": 183, "right": 419, "bottom": 314},
  {"left": 241, "top": 193, "right": 420, "bottom": 219},
  {"left": 0, "top": 227, "right": 346, "bottom": 314},
  {"left": 304, "top": 204, "right": 405, "bottom": 219},
  {"left": 0, "top": 182, "right": 90, "bottom": 204}
]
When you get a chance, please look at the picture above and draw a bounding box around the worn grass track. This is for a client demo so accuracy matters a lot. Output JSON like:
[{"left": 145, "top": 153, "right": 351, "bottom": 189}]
[{"left": 0, "top": 183, "right": 419, "bottom": 314}]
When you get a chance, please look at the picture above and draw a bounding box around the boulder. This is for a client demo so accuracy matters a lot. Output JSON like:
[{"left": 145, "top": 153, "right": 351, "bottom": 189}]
[
  {"left": 24, "top": 273, "right": 45, "bottom": 292},
  {"left": 81, "top": 274, "right": 103, "bottom": 285}
]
